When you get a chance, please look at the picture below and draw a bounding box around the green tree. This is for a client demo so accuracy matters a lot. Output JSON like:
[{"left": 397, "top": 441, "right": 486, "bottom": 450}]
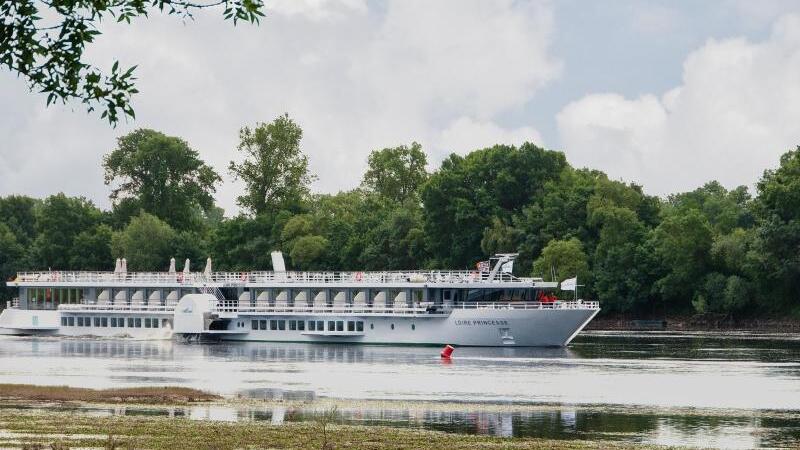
[
  {"left": 480, "top": 217, "right": 520, "bottom": 257},
  {"left": 359, "top": 200, "right": 427, "bottom": 270},
  {"left": 69, "top": 224, "right": 113, "bottom": 270},
  {"left": 591, "top": 206, "right": 656, "bottom": 313},
  {"left": 0, "top": 223, "right": 25, "bottom": 303},
  {"left": 668, "top": 181, "right": 753, "bottom": 235},
  {"left": 103, "top": 129, "right": 221, "bottom": 231},
  {"left": 289, "top": 235, "right": 329, "bottom": 270},
  {"left": 361, "top": 143, "right": 428, "bottom": 202},
  {"left": 753, "top": 147, "right": 800, "bottom": 310},
  {"left": 421, "top": 143, "right": 567, "bottom": 268},
  {"left": 229, "top": 114, "right": 314, "bottom": 215},
  {"left": 1, "top": 0, "right": 264, "bottom": 124},
  {"left": 32, "top": 193, "right": 103, "bottom": 269},
  {"left": 650, "top": 208, "right": 714, "bottom": 311},
  {"left": 111, "top": 212, "right": 177, "bottom": 271},
  {"left": 533, "top": 237, "right": 589, "bottom": 286},
  {"left": 0, "top": 195, "right": 38, "bottom": 245},
  {"left": 209, "top": 213, "right": 284, "bottom": 271}
]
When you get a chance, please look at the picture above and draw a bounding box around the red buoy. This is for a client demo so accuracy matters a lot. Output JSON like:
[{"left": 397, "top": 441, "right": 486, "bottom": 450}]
[{"left": 440, "top": 344, "right": 454, "bottom": 359}]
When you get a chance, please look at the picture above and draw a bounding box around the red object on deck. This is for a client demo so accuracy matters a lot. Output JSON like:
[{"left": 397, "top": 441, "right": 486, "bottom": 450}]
[{"left": 441, "top": 344, "right": 454, "bottom": 358}]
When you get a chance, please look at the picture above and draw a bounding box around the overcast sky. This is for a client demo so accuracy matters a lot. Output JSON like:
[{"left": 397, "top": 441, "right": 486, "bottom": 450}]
[{"left": 2, "top": 0, "right": 800, "bottom": 214}]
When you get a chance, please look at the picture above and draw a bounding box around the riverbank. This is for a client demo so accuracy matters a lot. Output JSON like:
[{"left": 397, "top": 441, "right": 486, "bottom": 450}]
[
  {"left": 3, "top": 385, "right": 800, "bottom": 449},
  {"left": 0, "top": 403, "right": 678, "bottom": 450},
  {"left": 0, "top": 384, "right": 219, "bottom": 404},
  {"left": 585, "top": 314, "right": 800, "bottom": 332}
]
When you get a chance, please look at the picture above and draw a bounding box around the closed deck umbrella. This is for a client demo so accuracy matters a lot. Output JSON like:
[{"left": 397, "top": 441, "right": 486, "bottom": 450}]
[
  {"left": 204, "top": 257, "right": 212, "bottom": 277},
  {"left": 168, "top": 257, "right": 176, "bottom": 273}
]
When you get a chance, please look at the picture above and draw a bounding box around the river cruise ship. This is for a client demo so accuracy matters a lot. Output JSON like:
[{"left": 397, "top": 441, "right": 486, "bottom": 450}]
[{"left": 0, "top": 253, "right": 599, "bottom": 346}]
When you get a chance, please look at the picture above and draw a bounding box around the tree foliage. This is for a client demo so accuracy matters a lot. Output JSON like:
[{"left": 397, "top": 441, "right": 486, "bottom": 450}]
[
  {"left": 0, "top": 0, "right": 264, "bottom": 124},
  {"left": 229, "top": 114, "right": 314, "bottom": 215},
  {"left": 362, "top": 143, "right": 428, "bottom": 202},
  {"left": 533, "top": 237, "right": 589, "bottom": 287},
  {"left": 111, "top": 212, "right": 177, "bottom": 271},
  {"left": 103, "top": 129, "right": 221, "bottom": 230}
]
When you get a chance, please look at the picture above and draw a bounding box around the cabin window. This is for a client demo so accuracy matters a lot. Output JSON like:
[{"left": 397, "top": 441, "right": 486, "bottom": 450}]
[
  {"left": 347, "top": 321, "right": 355, "bottom": 332},
  {"left": 328, "top": 321, "right": 335, "bottom": 331},
  {"left": 390, "top": 323, "right": 395, "bottom": 330},
  {"left": 411, "top": 324, "right": 416, "bottom": 331},
  {"left": 251, "top": 320, "right": 257, "bottom": 330},
  {"left": 270, "top": 320, "right": 278, "bottom": 330},
  {"left": 443, "top": 290, "right": 451, "bottom": 300},
  {"left": 144, "top": 318, "right": 151, "bottom": 328},
  {"left": 152, "top": 319, "right": 159, "bottom": 329},
  {"left": 278, "top": 320, "right": 286, "bottom": 331},
  {"left": 336, "top": 321, "right": 344, "bottom": 331},
  {"left": 61, "top": 317, "right": 68, "bottom": 326},
  {"left": 67, "top": 316, "right": 74, "bottom": 326},
  {"left": 297, "top": 320, "right": 305, "bottom": 331},
  {"left": 316, "top": 320, "right": 324, "bottom": 331},
  {"left": 357, "top": 321, "right": 364, "bottom": 332},
  {"left": 101, "top": 317, "right": 108, "bottom": 327},
  {"left": 308, "top": 321, "right": 316, "bottom": 331},
  {"left": 289, "top": 320, "right": 296, "bottom": 331},
  {"left": 76, "top": 317, "right": 83, "bottom": 327},
  {"left": 134, "top": 318, "right": 142, "bottom": 328},
  {"left": 259, "top": 320, "right": 267, "bottom": 330},
  {"left": 110, "top": 317, "right": 117, "bottom": 327},
  {"left": 370, "top": 323, "right": 374, "bottom": 330},
  {"left": 94, "top": 317, "right": 101, "bottom": 327},
  {"left": 127, "top": 318, "right": 134, "bottom": 327}
]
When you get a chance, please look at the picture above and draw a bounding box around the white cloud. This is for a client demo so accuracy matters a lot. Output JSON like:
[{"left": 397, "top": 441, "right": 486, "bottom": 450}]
[
  {"left": 0, "top": 0, "right": 559, "bottom": 214},
  {"left": 437, "top": 117, "right": 543, "bottom": 157},
  {"left": 557, "top": 14, "right": 800, "bottom": 195}
]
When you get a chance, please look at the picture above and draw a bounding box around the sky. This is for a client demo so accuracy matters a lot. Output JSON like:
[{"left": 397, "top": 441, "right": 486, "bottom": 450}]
[{"left": 2, "top": 0, "right": 800, "bottom": 214}]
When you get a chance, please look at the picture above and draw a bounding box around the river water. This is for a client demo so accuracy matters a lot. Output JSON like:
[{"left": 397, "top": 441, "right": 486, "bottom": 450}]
[{"left": 0, "top": 331, "right": 799, "bottom": 448}]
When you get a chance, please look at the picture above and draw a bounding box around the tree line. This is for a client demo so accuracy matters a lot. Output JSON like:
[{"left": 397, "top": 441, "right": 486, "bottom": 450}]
[{"left": 2, "top": 114, "right": 800, "bottom": 319}]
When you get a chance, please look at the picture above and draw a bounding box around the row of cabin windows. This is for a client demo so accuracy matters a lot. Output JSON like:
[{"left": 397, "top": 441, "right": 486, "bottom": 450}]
[
  {"left": 250, "top": 319, "right": 365, "bottom": 332},
  {"left": 61, "top": 316, "right": 166, "bottom": 329},
  {"left": 30, "top": 288, "right": 84, "bottom": 304}
]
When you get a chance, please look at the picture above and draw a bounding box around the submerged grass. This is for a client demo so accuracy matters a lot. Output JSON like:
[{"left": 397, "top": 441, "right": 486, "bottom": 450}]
[
  {"left": 0, "top": 408, "right": 677, "bottom": 450},
  {"left": 0, "top": 384, "right": 219, "bottom": 404}
]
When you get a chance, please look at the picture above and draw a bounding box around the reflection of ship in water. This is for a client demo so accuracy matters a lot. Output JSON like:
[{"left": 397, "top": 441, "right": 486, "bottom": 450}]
[{"left": 59, "top": 340, "right": 175, "bottom": 359}]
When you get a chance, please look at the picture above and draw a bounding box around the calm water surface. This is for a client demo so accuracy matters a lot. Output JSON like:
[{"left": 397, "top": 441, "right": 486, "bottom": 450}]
[{"left": 0, "top": 332, "right": 799, "bottom": 448}]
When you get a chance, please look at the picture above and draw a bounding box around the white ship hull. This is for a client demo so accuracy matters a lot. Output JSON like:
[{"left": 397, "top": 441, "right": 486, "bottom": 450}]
[{"left": 0, "top": 302, "right": 598, "bottom": 347}]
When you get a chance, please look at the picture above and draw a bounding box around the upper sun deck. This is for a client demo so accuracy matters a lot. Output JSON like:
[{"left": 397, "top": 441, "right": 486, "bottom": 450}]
[{"left": 10, "top": 269, "right": 558, "bottom": 289}]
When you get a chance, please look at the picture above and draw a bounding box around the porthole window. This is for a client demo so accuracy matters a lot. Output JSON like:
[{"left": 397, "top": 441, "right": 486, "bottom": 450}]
[
  {"left": 390, "top": 323, "right": 395, "bottom": 330},
  {"left": 370, "top": 323, "right": 374, "bottom": 330},
  {"left": 411, "top": 324, "right": 416, "bottom": 330}
]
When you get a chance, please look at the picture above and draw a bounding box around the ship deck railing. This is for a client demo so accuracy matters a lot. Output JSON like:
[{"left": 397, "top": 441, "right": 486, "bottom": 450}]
[
  {"left": 216, "top": 300, "right": 600, "bottom": 314},
  {"left": 38, "top": 300, "right": 599, "bottom": 314},
  {"left": 12, "top": 270, "right": 534, "bottom": 286},
  {"left": 57, "top": 304, "right": 175, "bottom": 313}
]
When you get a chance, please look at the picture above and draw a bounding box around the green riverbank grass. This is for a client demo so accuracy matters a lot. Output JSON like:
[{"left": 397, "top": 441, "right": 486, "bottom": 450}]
[
  {"left": 0, "top": 384, "right": 219, "bottom": 404},
  {"left": 0, "top": 408, "right": 677, "bottom": 450}
]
